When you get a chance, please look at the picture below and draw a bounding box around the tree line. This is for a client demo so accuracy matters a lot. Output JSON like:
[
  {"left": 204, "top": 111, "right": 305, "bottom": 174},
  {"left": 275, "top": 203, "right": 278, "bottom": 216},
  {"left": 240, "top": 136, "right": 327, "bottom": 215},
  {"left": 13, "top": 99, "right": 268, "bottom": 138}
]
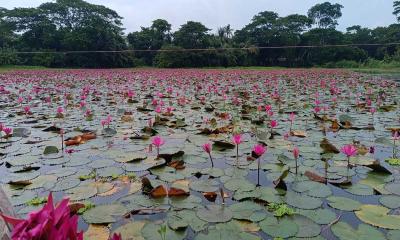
[{"left": 1, "top": 0, "right": 400, "bottom": 68}]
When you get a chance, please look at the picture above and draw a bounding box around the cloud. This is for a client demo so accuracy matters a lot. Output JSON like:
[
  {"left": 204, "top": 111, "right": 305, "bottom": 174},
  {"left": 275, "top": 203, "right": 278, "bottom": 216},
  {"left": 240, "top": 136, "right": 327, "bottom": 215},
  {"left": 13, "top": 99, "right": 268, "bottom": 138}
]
[{"left": 2, "top": 0, "right": 397, "bottom": 33}]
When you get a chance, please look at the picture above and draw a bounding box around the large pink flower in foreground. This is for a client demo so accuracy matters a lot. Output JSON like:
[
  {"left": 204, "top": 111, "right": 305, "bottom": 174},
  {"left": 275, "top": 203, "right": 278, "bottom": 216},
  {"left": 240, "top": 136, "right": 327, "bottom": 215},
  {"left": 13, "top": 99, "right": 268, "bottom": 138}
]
[{"left": 0, "top": 193, "right": 83, "bottom": 240}]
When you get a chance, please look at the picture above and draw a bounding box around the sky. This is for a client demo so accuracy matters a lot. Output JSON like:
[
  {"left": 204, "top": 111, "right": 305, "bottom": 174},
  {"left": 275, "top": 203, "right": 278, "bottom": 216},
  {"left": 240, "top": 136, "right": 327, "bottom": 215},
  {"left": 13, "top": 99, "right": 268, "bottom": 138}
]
[{"left": 1, "top": 0, "right": 397, "bottom": 33}]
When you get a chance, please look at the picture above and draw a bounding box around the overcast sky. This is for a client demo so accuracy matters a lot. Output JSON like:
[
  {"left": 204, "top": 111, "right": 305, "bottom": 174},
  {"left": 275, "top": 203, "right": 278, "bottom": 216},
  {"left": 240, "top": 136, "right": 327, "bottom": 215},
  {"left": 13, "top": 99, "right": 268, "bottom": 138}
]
[{"left": 1, "top": 0, "right": 397, "bottom": 33}]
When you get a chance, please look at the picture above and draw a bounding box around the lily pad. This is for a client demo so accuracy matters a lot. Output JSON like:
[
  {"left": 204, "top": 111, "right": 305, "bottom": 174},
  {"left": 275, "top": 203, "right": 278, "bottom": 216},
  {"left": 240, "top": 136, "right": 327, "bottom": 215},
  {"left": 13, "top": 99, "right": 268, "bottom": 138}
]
[
  {"left": 331, "top": 221, "right": 386, "bottom": 240},
  {"left": 112, "top": 221, "right": 146, "bottom": 240},
  {"left": 327, "top": 196, "right": 362, "bottom": 211},
  {"left": 259, "top": 216, "right": 298, "bottom": 238},
  {"left": 82, "top": 204, "right": 127, "bottom": 224},
  {"left": 355, "top": 204, "right": 400, "bottom": 229},
  {"left": 196, "top": 205, "right": 233, "bottom": 223}
]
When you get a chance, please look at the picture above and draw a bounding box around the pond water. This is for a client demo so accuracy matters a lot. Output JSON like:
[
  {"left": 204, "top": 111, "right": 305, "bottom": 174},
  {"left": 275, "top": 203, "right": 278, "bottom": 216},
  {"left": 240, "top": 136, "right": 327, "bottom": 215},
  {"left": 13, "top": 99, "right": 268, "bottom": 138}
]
[{"left": 0, "top": 69, "right": 399, "bottom": 240}]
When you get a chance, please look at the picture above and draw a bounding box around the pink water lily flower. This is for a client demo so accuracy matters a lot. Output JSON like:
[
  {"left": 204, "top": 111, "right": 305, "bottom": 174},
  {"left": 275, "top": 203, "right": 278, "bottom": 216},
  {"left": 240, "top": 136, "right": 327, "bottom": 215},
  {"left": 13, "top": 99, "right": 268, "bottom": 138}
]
[
  {"left": 370, "top": 107, "right": 376, "bottom": 114},
  {"left": 24, "top": 106, "right": 31, "bottom": 114},
  {"left": 341, "top": 144, "right": 357, "bottom": 157},
  {"left": 341, "top": 144, "right": 357, "bottom": 168},
  {"left": 253, "top": 144, "right": 266, "bottom": 157},
  {"left": 110, "top": 233, "right": 122, "bottom": 240},
  {"left": 202, "top": 142, "right": 214, "bottom": 167},
  {"left": 253, "top": 144, "right": 267, "bottom": 186},
  {"left": 152, "top": 136, "right": 165, "bottom": 147},
  {"left": 289, "top": 112, "right": 295, "bottom": 122},
  {"left": 232, "top": 134, "right": 243, "bottom": 167},
  {"left": 232, "top": 134, "right": 243, "bottom": 145},
  {"left": 101, "top": 119, "right": 107, "bottom": 128},
  {"left": 202, "top": 142, "right": 212, "bottom": 154},
  {"left": 57, "top": 106, "right": 64, "bottom": 114},
  {"left": 293, "top": 147, "right": 300, "bottom": 159},
  {"left": 270, "top": 120, "right": 278, "bottom": 128},
  {"left": 3, "top": 127, "right": 12, "bottom": 136},
  {"left": 152, "top": 136, "right": 165, "bottom": 157},
  {"left": 0, "top": 193, "right": 83, "bottom": 240}
]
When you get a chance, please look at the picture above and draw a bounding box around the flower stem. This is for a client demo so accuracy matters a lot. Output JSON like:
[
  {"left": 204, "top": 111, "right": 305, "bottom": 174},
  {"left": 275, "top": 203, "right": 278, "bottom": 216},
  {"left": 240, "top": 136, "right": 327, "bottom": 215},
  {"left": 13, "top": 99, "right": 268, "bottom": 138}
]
[
  {"left": 236, "top": 145, "right": 239, "bottom": 167},
  {"left": 209, "top": 153, "right": 214, "bottom": 168},
  {"left": 257, "top": 158, "right": 260, "bottom": 186}
]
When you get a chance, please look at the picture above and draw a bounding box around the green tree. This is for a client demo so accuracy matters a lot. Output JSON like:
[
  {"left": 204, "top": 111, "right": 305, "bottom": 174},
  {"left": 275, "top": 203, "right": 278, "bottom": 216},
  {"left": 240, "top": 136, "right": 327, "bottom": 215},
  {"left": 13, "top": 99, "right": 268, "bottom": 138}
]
[
  {"left": 173, "top": 21, "right": 211, "bottom": 49},
  {"left": 394, "top": 1, "right": 400, "bottom": 22},
  {"left": 307, "top": 2, "right": 343, "bottom": 29},
  {"left": 217, "top": 24, "right": 233, "bottom": 44},
  {"left": 127, "top": 19, "right": 172, "bottom": 65},
  {"left": 2, "top": 0, "right": 132, "bottom": 67}
]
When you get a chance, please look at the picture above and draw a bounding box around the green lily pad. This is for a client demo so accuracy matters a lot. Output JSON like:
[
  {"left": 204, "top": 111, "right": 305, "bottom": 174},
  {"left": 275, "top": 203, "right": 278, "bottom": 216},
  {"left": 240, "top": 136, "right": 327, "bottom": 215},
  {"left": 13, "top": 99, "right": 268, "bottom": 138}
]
[
  {"left": 46, "top": 177, "right": 80, "bottom": 192},
  {"left": 293, "top": 215, "right": 321, "bottom": 238},
  {"left": 167, "top": 210, "right": 207, "bottom": 232},
  {"left": 296, "top": 208, "right": 337, "bottom": 225},
  {"left": 196, "top": 205, "right": 233, "bottom": 223},
  {"left": 388, "top": 230, "right": 400, "bottom": 240},
  {"left": 285, "top": 192, "right": 322, "bottom": 210},
  {"left": 379, "top": 195, "right": 400, "bottom": 209},
  {"left": 112, "top": 221, "right": 146, "bottom": 240},
  {"left": 195, "top": 222, "right": 261, "bottom": 240},
  {"left": 385, "top": 182, "right": 400, "bottom": 195},
  {"left": 43, "top": 146, "right": 59, "bottom": 155},
  {"left": 190, "top": 179, "right": 219, "bottom": 192},
  {"left": 224, "top": 178, "right": 256, "bottom": 192},
  {"left": 327, "top": 196, "right": 362, "bottom": 211},
  {"left": 229, "top": 201, "right": 267, "bottom": 222},
  {"left": 344, "top": 184, "right": 375, "bottom": 196},
  {"left": 82, "top": 204, "right": 127, "bottom": 224},
  {"left": 170, "top": 195, "right": 202, "bottom": 209},
  {"left": 141, "top": 222, "right": 186, "bottom": 240},
  {"left": 331, "top": 221, "right": 386, "bottom": 240},
  {"left": 259, "top": 216, "right": 298, "bottom": 238},
  {"left": 291, "top": 181, "right": 332, "bottom": 198},
  {"left": 355, "top": 204, "right": 400, "bottom": 229}
]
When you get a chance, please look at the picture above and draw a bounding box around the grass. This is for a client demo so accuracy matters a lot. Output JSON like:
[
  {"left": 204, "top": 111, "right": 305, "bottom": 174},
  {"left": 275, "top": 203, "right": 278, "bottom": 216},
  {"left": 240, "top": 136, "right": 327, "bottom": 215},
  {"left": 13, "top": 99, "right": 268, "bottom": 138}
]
[
  {"left": 0, "top": 65, "right": 48, "bottom": 72},
  {"left": 351, "top": 68, "right": 400, "bottom": 74}
]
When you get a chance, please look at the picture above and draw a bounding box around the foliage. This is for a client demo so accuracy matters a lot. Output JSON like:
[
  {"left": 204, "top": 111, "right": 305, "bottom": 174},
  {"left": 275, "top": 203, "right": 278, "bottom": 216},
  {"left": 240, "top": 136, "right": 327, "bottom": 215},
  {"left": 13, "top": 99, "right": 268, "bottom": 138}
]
[
  {"left": 307, "top": 2, "right": 343, "bottom": 29},
  {"left": 268, "top": 203, "right": 295, "bottom": 217},
  {"left": 394, "top": 1, "right": 400, "bottom": 22},
  {"left": 77, "top": 202, "right": 95, "bottom": 215},
  {"left": 0, "top": 0, "right": 400, "bottom": 68},
  {"left": 26, "top": 196, "right": 48, "bottom": 206}
]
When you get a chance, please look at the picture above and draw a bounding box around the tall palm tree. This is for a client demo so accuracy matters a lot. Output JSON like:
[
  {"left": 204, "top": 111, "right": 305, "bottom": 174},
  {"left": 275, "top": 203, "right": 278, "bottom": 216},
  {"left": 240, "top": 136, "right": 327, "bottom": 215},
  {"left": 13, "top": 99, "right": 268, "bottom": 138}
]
[
  {"left": 217, "top": 25, "right": 233, "bottom": 43},
  {"left": 394, "top": 1, "right": 400, "bottom": 22}
]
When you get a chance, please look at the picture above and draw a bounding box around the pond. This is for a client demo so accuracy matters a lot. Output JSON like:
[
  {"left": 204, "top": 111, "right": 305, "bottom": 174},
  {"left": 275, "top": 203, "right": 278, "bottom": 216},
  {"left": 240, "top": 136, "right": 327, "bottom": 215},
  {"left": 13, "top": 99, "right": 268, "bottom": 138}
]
[{"left": 0, "top": 68, "right": 399, "bottom": 240}]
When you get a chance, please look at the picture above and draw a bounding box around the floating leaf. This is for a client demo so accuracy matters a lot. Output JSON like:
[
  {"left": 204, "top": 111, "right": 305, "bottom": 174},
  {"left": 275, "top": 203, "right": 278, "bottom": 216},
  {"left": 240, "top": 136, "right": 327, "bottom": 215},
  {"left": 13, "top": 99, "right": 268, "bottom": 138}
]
[
  {"left": 327, "top": 196, "right": 362, "bottom": 211},
  {"left": 196, "top": 205, "right": 233, "bottom": 223},
  {"left": 111, "top": 221, "right": 146, "bottom": 240},
  {"left": 259, "top": 216, "right": 298, "bottom": 238},
  {"left": 82, "top": 204, "right": 127, "bottom": 224},
  {"left": 84, "top": 224, "right": 110, "bottom": 240},
  {"left": 355, "top": 204, "right": 400, "bottom": 229},
  {"left": 43, "top": 146, "right": 59, "bottom": 155},
  {"left": 331, "top": 221, "right": 386, "bottom": 240}
]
